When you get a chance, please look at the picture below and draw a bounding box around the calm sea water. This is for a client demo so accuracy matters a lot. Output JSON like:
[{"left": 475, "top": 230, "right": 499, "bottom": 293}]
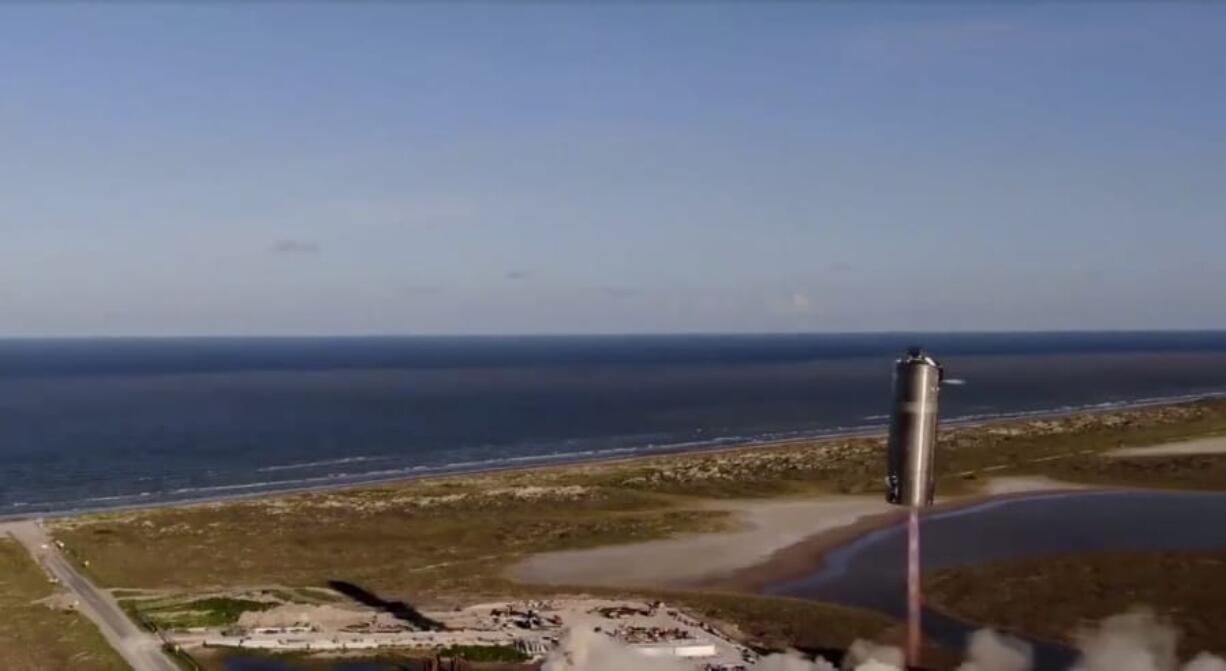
[{"left": 4, "top": 332, "right": 1226, "bottom": 516}]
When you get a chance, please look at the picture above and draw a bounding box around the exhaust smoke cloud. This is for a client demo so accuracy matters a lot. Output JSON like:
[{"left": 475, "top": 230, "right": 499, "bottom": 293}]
[
  {"left": 957, "top": 629, "right": 1032, "bottom": 671},
  {"left": 542, "top": 609, "right": 1224, "bottom": 671}
]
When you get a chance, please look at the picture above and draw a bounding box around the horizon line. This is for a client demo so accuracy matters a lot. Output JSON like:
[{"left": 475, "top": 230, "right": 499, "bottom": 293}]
[{"left": 4, "top": 328, "right": 1226, "bottom": 341}]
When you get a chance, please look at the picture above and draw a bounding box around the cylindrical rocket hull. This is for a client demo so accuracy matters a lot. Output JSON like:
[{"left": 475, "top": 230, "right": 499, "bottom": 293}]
[{"left": 886, "top": 351, "right": 942, "bottom": 507}]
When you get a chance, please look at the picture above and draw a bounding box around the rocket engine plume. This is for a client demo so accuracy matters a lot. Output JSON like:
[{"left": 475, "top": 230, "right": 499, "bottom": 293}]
[{"left": 907, "top": 508, "right": 922, "bottom": 665}]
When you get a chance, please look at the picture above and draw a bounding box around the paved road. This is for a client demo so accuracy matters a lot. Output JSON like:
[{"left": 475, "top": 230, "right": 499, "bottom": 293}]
[{"left": 2, "top": 519, "right": 180, "bottom": 671}]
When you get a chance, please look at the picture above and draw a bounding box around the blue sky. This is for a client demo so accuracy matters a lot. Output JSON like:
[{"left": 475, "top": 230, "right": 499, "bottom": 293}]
[{"left": 3, "top": 3, "right": 1224, "bottom": 336}]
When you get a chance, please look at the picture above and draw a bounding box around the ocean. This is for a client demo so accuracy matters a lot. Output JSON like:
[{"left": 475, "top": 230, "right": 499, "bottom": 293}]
[{"left": 3, "top": 332, "right": 1226, "bottom": 517}]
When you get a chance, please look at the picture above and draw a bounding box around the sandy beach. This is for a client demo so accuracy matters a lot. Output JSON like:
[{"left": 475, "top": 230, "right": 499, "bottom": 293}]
[
  {"left": 7, "top": 390, "right": 1212, "bottom": 524},
  {"left": 510, "top": 476, "right": 1086, "bottom": 592},
  {"left": 17, "top": 397, "right": 1226, "bottom": 670}
]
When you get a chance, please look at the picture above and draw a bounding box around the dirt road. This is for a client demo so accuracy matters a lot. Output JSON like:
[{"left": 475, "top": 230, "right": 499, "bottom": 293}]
[{"left": 1, "top": 519, "right": 179, "bottom": 671}]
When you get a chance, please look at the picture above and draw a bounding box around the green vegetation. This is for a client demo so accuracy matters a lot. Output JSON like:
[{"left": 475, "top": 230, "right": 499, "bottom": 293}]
[
  {"left": 52, "top": 486, "right": 728, "bottom": 599},
  {"left": 0, "top": 538, "right": 130, "bottom": 671},
  {"left": 120, "top": 596, "right": 277, "bottom": 630},
  {"left": 927, "top": 551, "right": 1226, "bottom": 658},
  {"left": 937, "top": 402, "right": 1226, "bottom": 493},
  {"left": 441, "top": 643, "right": 530, "bottom": 662},
  {"left": 109, "top": 589, "right": 154, "bottom": 599},
  {"left": 41, "top": 399, "right": 1226, "bottom": 656},
  {"left": 533, "top": 399, "right": 1226, "bottom": 500}
]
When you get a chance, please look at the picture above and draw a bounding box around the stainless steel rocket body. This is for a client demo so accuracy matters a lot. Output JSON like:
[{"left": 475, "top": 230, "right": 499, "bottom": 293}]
[{"left": 886, "top": 349, "right": 943, "bottom": 507}]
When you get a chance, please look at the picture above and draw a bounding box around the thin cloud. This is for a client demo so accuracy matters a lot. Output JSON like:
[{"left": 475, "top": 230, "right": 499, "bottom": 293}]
[
  {"left": 271, "top": 239, "right": 320, "bottom": 255},
  {"left": 505, "top": 270, "right": 533, "bottom": 281}
]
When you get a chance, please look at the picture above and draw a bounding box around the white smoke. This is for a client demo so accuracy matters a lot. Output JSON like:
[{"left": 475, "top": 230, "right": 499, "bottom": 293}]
[
  {"left": 541, "top": 609, "right": 1225, "bottom": 671},
  {"left": 1070, "top": 610, "right": 1178, "bottom": 671},
  {"left": 755, "top": 651, "right": 837, "bottom": 671},
  {"left": 957, "top": 629, "right": 1033, "bottom": 671},
  {"left": 1069, "top": 609, "right": 1226, "bottom": 671},
  {"left": 843, "top": 640, "right": 906, "bottom": 670},
  {"left": 541, "top": 627, "right": 886, "bottom": 671},
  {"left": 1183, "top": 655, "right": 1226, "bottom": 671},
  {"left": 540, "top": 627, "right": 695, "bottom": 671}
]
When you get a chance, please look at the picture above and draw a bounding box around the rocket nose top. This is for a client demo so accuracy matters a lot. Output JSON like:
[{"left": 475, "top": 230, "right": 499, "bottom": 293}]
[{"left": 901, "top": 347, "right": 941, "bottom": 370}]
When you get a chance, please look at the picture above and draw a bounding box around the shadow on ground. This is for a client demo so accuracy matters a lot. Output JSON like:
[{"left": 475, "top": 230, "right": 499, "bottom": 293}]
[{"left": 327, "top": 580, "right": 446, "bottom": 631}]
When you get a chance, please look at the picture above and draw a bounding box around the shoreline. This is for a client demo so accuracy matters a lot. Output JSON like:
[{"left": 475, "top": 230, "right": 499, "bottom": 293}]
[
  {"left": 509, "top": 476, "right": 1093, "bottom": 594},
  {"left": 7, "top": 391, "right": 1224, "bottom": 522},
  {"left": 698, "top": 477, "right": 1099, "bottom": 594},
  {"left": 31, "top": 396, "right": 1226, "bottom": 666}
]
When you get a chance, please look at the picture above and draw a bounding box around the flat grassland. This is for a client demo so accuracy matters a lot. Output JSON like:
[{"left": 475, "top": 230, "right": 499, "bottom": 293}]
[
  {"left": 45, "top": 399, "right": 1226, "bottom": 653},
  {"left": 926, "top": 551, "right": 1226, "bottom": 658},
  {"left": 0, "top": 538, "right": 130, "bottom": 671}
]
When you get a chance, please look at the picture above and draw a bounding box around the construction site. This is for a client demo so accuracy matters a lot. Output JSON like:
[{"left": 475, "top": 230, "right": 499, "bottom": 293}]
[{"left": 171, "top": 598, "right": 756, "bottom": 670}]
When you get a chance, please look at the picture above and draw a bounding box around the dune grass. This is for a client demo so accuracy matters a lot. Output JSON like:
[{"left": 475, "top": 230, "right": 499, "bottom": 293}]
[
  {"left": 53, "top": 485, "right": 730, "bottom": 600},
  {"left": 120, "top": 596, "right": 278, "bottom": 630},
  {"left": 0, "top": 538, "right": 130, "bottom": 671},
  {"left": 926, "top": 551, "right": 1226, "bottom": 658},
  {"left": 43, "top": 399, "right": 1226, "bottom": 656}
]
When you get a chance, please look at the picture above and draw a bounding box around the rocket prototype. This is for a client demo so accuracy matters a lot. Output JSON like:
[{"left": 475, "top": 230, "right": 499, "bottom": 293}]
[{"left": 886, "top": 348, "right": 944, "bottom": 507}]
